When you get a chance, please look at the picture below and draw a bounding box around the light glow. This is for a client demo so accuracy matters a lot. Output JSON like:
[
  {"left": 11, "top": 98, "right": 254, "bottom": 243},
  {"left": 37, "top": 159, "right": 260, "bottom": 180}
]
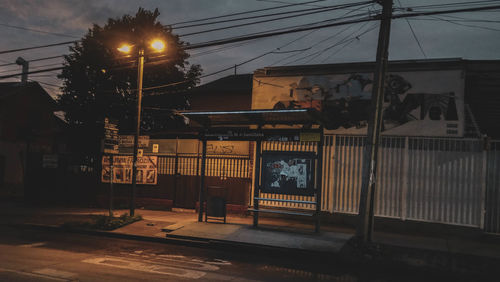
[
  {"left": 117, "top": 44, "right": 132, "bottom": 53},
  {"left": 151, "top": 39, "right": 165, "bottom": 52}
]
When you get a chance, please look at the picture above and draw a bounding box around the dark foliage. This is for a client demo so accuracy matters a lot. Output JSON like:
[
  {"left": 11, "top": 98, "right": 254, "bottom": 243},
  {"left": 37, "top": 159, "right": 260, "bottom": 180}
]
[{"left": 57, "top": 8, "right": 202, "bottom": 153}]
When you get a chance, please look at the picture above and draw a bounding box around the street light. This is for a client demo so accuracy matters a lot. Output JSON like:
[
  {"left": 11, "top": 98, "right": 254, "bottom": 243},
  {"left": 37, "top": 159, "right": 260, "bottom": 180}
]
[{"left": 118, "top": 39, "right": 166, "bottom": 216}]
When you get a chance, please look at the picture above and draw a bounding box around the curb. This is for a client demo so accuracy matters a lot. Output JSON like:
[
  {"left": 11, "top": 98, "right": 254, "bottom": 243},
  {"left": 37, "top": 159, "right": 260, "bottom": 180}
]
[{"left": 5, "top": 223, "right": 338, "bottom": 260}]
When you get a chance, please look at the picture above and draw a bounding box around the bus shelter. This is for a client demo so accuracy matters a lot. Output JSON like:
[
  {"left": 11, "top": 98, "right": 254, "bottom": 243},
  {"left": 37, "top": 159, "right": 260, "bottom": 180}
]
[{"left": 181, "top": 109, "right": 324, "bottom": 232}]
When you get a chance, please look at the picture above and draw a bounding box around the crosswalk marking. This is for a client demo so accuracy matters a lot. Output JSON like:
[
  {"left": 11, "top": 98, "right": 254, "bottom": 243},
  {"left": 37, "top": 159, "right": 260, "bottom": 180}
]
[{"left": 82, "top": 256, "right": 207, "bottom": 279}]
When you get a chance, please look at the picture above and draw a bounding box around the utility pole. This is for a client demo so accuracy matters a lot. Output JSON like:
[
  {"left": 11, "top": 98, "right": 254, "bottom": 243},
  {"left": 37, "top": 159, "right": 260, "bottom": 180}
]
[
  {"left": 356, "top": 0, "right": 393, "bottom": 243},
  {"left": 130, "top": 48, "right": 145, "bottom": 217}
]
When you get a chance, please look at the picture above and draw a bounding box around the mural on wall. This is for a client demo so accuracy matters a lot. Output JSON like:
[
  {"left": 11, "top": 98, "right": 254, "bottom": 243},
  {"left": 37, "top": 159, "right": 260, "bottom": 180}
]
[{"left": 252, "top": 70, "right": 464, "bottom": 137}]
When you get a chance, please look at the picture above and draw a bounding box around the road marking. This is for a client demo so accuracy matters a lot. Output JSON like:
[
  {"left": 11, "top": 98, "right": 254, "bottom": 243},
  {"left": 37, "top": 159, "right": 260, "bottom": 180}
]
[
  {"left": 0, "top": 268, "right": 70, "bottom": 281},
  {"left": 82, "top": 256, "right": 207, "bottom": 279},
  {"left": 18, "top": 242, "right": 47, "bottom": 248},
  {"left": 32, "top": 268, "right": 78, "bottom": 280},
  {"left": 158, "top": 254, "right": 186, "bottom": 259}
]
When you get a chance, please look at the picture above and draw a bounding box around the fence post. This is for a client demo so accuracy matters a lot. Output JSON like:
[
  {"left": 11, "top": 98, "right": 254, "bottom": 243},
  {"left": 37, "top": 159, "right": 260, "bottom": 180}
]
[
  {"left": 401, "top": 136, "right": 409, "bottom": 221},
  {"left": 480, "top": 138, "right": 489, "bottom": 230}
]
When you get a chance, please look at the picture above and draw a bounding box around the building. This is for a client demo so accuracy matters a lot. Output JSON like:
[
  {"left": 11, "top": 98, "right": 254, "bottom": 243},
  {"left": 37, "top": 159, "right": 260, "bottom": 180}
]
[
  {"left": 98, "top": 59, "right": 500, "bottom": 234},
  {"left": 0, "top": 82, "right": 67, "bottom": 199}
]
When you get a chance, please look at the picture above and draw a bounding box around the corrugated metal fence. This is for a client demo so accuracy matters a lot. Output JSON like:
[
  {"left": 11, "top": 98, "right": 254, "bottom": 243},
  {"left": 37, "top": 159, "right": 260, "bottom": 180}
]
[
  {"left": 152, "top": 137, "right": 500, "bottom": 232},
  {"left": 322, "top": 135, "right": 486, "bottom": 228},
  {"left": 485, "top": 141, "right": 500, "bottom": 233}
]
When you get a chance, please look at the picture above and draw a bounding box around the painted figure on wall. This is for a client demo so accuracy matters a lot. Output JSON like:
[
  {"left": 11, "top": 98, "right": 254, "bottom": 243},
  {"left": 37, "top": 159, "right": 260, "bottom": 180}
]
[{"left": 271, "top": 73, "right": 459, "bottom": 131}]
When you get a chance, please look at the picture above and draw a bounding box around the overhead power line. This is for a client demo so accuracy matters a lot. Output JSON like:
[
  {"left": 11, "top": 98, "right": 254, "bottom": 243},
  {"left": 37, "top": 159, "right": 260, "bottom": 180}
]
[
  {"left": 180, "top": 1, "right": 373, "bottom": 37},
  {"left": 0, "top": 23, "right": 79, "bottom": 38},
  {"left": 0, "top": 41, "right": 77, "bottom": 55},
  {"left": 3, "top": 3, "right": 500, "bottom": 80},
  {"left": 0, "top": 66, "right": 63, "bottom": 79},
  {"left": 1, "top": 2, "right": 499, "bottom": 56},
  {"left": 169, "top": 0, "right": 328, "bottom": 26},
  {"left": 396, "top": 0, "right": 426, "bottom": 58},
  {"left": 174, "top": 1, "right": 372, "bottom": 29},
  {"left": 0, "top": 55, "right": 64, "bottom": 67}
]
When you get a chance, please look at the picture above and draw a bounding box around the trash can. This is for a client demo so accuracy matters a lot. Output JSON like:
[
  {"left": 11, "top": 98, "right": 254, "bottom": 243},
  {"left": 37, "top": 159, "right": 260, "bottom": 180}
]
[{"left": 205, "top": 186, "right": 227, "bottom": 223}]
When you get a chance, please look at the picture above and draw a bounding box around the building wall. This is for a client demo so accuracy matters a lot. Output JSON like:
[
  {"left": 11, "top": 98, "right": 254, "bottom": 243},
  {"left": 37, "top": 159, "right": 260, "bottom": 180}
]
[
  {"left": 252, "top": 69, "right": 465, "bottom": 137},
  {"left": 0, "top": 141, "right": 26, "bottom": 197},
  {"left": 0, "top": 84, "right": 65, "bottom": 198}
]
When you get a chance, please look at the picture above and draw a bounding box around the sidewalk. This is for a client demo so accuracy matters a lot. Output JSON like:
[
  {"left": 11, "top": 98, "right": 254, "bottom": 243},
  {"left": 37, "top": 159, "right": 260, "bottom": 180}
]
[{"left": 2, "top": 202, "right": 500, "bottom": 276}]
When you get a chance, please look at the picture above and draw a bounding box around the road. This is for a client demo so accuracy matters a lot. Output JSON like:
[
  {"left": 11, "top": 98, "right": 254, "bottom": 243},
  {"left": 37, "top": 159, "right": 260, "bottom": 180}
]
[{"left": 0, "top": 225, "right": 477, "bottom": 281}]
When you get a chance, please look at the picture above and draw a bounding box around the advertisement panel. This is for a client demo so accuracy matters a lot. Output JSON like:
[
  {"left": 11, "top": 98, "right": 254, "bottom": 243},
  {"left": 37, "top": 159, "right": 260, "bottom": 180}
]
[
  {"left": 261, "top": 151, "right": 315, "bottom": 196},
  {"left": 102, "top": 156, "right": 157, "bottom": 185},
  {"left": 252, "top": 70, "right": 464, "bottom": 137}
]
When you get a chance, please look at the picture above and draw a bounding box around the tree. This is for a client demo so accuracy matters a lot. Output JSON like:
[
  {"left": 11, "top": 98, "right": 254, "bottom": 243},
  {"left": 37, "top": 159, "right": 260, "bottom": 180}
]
[{"left": 57, "top": 8, "right": 202, "bottom": 153}]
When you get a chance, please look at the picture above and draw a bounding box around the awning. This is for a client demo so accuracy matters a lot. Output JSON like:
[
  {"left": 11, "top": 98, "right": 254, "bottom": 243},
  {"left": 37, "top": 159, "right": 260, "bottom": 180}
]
[{"left": 180, "top": 109, "right": 322, "bottom": 127}]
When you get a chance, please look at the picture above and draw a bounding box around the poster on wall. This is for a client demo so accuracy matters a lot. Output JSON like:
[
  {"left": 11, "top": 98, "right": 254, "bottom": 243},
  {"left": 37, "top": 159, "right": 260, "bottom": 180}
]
[
  {"left": 252, "top": 70, "right": 464, "bottom": 137},
  {"left": 102, "top": 156, "right": 157, "bottom": 185},
  {"left": 261, "top": 152, "right": 315, "bottom": 196}
]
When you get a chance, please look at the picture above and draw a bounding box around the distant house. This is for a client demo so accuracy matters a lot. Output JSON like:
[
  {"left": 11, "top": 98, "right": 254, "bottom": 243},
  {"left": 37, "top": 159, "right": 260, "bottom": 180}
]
[
  {"left": 0, "top": 82, "right": 67, "bottom": 198},
  {"left": 144, "top": 74, "right": 253, "bottom": 112}
]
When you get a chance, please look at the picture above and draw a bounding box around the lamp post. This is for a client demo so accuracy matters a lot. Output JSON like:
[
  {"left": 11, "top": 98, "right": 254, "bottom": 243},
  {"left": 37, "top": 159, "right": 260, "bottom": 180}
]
[{"left": 118, "top": 39, "right": 165, "bottom": 216}]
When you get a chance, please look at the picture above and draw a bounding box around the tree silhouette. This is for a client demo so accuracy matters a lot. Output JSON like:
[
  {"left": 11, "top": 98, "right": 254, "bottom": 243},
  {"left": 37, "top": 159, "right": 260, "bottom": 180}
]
[{"left": 57, "top": 8, "right": 201, "bottom": 153}]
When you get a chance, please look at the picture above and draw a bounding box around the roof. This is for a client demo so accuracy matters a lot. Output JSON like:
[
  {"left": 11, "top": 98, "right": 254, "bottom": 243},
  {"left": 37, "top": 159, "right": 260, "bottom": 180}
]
[
  {"left": 181, "top": 109, "right": 322, "bottom": 128},
  {"left": 0, "top": 81, "right": 57, "bottom": 108},
  {"left": 187, "top": 74, "right": 253, "bottom": 95},
  {"left": 143, "top": 74, "right": 253, "bottom": 111},
  {"left": 254, "top": 58, "right": 499, "bottom": 77}
]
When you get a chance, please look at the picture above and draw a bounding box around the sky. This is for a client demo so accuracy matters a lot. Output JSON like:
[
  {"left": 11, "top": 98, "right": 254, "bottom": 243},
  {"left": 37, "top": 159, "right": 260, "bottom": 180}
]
[{"left": 0, "top": 0, "right": 499, "bottom": 98}]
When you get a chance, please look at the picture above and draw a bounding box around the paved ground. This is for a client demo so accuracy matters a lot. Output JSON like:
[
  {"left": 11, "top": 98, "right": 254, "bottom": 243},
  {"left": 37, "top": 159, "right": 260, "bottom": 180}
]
[
  {"left": 1, "top": 201, "right": 500, "bottom": 279},
  {"left": 0, "top": 225, "right": 479, "bottom": 282}
]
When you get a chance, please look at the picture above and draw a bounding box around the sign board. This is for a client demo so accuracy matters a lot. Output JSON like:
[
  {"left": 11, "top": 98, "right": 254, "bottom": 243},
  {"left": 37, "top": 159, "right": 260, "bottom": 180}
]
[
  {"left": 205, "top": 129, "right": 320, "bottom": 142},
  {"left": 119, "top": 135, "right": 149, "bottom": 148},
  {"left": 152, "top": 144, "right": 159, "bottom": 153},
  {"left": 207, "top": 141, "right": 249, "bottom": 155},
  {"left": 300, "top": 132, "right": 321, "bottom": 142},
  {"left": 42, "top": 154, "right": 58, "bottom": 168},
  {"left": 252, "top": 70, "right": 464, "bottom": 137},
  {"left": 261, "top": 151, "right": 315, "bottom": 196},
  {"left": 102, "top": 156, "right": 157, "bottom": 185},
  {"left": 103, "top": 118, "right": 119, "bottom": 154}
]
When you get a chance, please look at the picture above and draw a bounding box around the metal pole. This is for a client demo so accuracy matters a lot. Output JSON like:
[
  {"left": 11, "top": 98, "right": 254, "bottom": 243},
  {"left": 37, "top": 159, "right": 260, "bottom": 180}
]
[
  {"left": 130, "top": 48, "right": 144, "bottom": 217},
  {"left": 356, "top": 0, "right": 393, "bottom": 243},
  {"left": 315, "top": 129, "right": 324, "bottom": 233},
  {"left": 109, "top": 154, "right": 114, "bottom": 217},
  {"left": 198, "top": 137, "right": 207, "bottom": 222},
  {"left": 253, "top": 140, "right": 262, "bottom": 227}
]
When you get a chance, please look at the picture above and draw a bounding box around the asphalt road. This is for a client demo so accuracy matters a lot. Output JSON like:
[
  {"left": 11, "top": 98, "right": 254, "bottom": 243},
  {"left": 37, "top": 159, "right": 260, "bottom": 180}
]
[{"left": 0, "top": 225, "right": 479, "bottom": 281}]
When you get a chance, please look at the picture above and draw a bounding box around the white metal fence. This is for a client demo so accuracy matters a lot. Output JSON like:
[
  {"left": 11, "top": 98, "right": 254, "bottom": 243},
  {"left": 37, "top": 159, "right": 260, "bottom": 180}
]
[
  {"left": 485, "top": 141, "right": 500, "bottom": 233},
  {"left": 321, "top": 135, "right": 486, "bottom": 227}
]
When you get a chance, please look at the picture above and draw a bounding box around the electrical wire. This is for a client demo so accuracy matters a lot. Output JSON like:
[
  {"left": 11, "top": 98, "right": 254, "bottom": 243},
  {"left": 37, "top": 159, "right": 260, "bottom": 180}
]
[
  {"left": 0, "top": 40, "right": 77, "bottom": 55},
  {"left": 174, "top": 1, "right": 372, "bottom": 29},
  {"left": 168, "top": 0, "right": 328, "bottom": 26},
  {"left": 0, "top": 23, "right": 80, "bottom": 38},
  {"left": 0, "top": 55, "right": 64, "bottom": 67},
  {"left": 396, "top": 0, "right": 426, "bottom": 58},
  {"left": 180, "top": 2, "right": 373, "bottom": 37},
  {"left": 415, "top": 15, "right": 500, "bottom": 32}
]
